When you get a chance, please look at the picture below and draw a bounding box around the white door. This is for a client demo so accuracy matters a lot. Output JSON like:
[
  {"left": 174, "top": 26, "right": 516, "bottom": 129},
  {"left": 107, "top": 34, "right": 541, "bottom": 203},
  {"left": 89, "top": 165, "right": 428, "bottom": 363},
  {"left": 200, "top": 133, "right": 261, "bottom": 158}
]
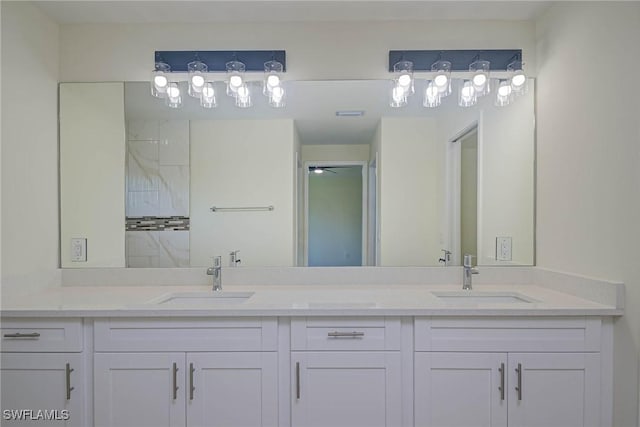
[
  {"left": 1, "top": 353, "right": 84, "bottom": 427},
  {"left": 94, "top": 353, "right": 186, "bottom": 427},
  {"left": 187, "top": 352, "right": 278, "bottom": 427},
  {"left": 291, "top": 352, "right": 402, "bottom": 427},
  {"left": 508, "top": 353, "right": 601, "bottom": 427},
  {"left": 415, "top": 352, "right": 507, "bottom": 427}
]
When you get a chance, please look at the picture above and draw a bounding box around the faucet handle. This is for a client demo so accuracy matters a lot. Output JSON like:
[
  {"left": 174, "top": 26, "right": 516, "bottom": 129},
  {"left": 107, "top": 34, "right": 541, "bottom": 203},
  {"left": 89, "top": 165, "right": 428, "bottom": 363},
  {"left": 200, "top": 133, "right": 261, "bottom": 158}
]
[{"left": 213, "top": 256, "right": 222, "bottom": 268}]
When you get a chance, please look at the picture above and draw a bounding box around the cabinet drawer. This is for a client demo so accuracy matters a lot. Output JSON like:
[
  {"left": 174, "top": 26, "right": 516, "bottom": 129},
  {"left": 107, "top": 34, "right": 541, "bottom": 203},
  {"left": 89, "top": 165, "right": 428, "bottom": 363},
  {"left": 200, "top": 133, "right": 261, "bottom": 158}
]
[
  {"left": 1, "top": 318, "right": 83, "bottom": 352},
  {"left": 291, "top": 317, "right": 401, "bottom": 351},
  {"left": 94, "top": 317, "right": 277, "bottom": 352},
  {"left": 415, "top": 317, "right": 601, "bottom": 352}
]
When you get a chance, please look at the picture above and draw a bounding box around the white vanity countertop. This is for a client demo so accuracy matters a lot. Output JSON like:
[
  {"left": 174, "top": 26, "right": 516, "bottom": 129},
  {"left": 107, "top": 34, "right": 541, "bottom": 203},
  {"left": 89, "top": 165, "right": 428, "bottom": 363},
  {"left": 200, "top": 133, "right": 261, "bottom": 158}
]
[{"left": 0, "top": 284, "right": 622, "bottom": 317}]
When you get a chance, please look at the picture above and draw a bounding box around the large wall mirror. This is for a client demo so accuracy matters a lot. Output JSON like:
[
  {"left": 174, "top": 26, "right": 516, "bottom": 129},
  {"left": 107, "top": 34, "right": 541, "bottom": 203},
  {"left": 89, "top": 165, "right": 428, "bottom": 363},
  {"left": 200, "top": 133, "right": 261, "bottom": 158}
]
[{"left": 59, "top": 79, "right": 534, "bottom": 269}]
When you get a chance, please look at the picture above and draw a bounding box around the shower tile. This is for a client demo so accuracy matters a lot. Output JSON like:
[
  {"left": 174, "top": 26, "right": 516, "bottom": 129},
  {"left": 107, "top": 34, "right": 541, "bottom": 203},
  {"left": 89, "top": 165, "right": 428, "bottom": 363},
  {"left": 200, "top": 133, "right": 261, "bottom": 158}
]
[
  {"left": 127, "top": 120, "right": 159, "bottom": 141},
  {"left": 127, "top": 140, "right": 159, "bottom": 191},
  {"left": 159, "top": 120, "right": 190, "bottom": 166},
  {"left": 158, "top": 231, "right": 190, "bottom": 267},
  {"left": 126, "top": 231, "right": 160, "bottom": 256},
  {"left": 159, "top": 165, "right": 190, "bottom": 217},
  {"left": 126, "top": 191, "right": 159, "bottom": 217}
]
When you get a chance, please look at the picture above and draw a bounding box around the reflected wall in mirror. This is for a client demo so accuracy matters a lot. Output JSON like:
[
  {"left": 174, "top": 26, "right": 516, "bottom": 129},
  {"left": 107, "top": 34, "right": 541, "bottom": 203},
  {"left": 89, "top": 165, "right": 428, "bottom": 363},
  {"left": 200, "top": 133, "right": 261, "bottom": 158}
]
[{"left": 59, "top": 79, "right": 534, "bottom": 268}]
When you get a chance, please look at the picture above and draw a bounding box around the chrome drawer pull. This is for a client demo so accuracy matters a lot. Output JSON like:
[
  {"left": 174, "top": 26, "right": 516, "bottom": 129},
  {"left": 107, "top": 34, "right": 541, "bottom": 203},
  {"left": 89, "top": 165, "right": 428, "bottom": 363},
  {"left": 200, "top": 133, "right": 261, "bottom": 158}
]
[
  {"left": 66, "top": 363, "right": 74, "bottom": 400},
  {"left": 327, "top": 331, "right": 365, "bottom": 338},
  {"left": 172, "top": 362, "right": 179, "bottom": 400},
  {"left": 515, "top": 363, "right": 523, "bottom": 401},
  {"left": 4, "top": 332, "right": 41, "bottom": 339},
  {"left": 498, "top": 363, "right": 505, "bottom": 401},
  {"left": 295, "top": 362, "right": 301, "bottom": 400},
  {"left": 189, "top": 363, "right": 195, "bottom": 401}
]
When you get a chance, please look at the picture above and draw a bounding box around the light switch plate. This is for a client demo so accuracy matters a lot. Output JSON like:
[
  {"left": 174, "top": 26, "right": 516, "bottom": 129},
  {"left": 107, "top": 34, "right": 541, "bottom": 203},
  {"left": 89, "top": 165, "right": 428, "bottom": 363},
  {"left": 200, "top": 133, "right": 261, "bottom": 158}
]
[
  {"left": 71, "top": 238, "right": 87, "bottom": 262},
  {"left": 496, "top": 237, "right": 512, "bottom": 261}
]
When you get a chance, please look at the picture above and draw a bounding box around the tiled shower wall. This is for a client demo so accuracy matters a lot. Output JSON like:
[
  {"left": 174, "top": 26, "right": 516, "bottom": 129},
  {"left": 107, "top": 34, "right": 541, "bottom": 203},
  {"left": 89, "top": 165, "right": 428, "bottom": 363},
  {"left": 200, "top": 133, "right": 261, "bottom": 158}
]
[{"left": 125, "top": 120, "right": 190, "bottom": 267}]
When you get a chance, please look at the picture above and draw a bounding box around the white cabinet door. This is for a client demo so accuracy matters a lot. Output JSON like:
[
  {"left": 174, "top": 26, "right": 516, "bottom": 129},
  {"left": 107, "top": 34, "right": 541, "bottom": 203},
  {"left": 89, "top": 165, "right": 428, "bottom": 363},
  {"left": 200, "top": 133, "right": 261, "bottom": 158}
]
[
  {"left": 414, "top": 352, "right": 507, "bottom": 427},
  {"left": 508, "top": 353, "right": 600, "bottom": 427},
  {"left": 291, "top": 352, "right": 402, "bottom": 427},
  {"left": 94, "top": 353, "right": 186, "bottom": 427},
  {"left": 186, "top": 352, "right": 278, "bottom": 427},
  {"left": 1, "top": 353, "right": 84, "bottom": 427}
]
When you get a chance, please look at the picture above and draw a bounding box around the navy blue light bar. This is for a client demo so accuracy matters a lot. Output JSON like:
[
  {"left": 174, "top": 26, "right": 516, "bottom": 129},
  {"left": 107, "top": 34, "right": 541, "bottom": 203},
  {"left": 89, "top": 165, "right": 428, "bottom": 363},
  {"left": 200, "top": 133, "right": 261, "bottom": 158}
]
[
  {"left": 388, "top": 50, "right": 522, "bottom": 72},
  {"left": 155, "top": 50, "right": 286, "bottom": 72}
]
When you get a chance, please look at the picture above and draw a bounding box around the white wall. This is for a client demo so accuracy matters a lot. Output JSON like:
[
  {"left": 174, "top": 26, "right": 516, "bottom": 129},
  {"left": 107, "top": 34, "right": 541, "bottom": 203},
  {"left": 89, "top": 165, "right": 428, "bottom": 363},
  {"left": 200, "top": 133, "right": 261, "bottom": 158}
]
[
  {"left": 59, "top": 83, "right": 126, "bottom": 268},
  {"left": 1, "top": 2, "right": 60, "bottom": 295},
  {"left": 190, "top": 119, "right": 295, "bottom": 267},
  {"left": 535, "top": 4, "right": 640, "bottom": 426},
  {"left": 301, "top": 145, "right": 370, "bottom": 163},
  {"left": 58, "top": 21, "right": 536, "bottom": 82},
  {"left": 379, "top": 117, "right": 442, "bottom": 266}
]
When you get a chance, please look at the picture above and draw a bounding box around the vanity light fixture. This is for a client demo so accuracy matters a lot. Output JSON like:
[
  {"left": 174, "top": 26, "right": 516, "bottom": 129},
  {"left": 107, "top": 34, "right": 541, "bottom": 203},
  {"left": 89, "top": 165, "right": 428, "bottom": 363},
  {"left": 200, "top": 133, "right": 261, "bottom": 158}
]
[
  {"left": 151, "top": 60, "right": 171, "bottom": 98},
  {"left": 507, "top": 56, "right": 528, "bottom": 95},
  {"left": 495, "top": 79, "right": 514, "bottom": 107},
  {"left": 165, "top": 82, "right": 183, "bottom": 108},
  {"left": 389, "top": 60, "right": 414, "bottom": 107},
  {"left": 388, "top": 49, "right": 524, "bottom": 109},
  {"left": 187, "top": 57, "right": 208, "bottom": 97},
  {"left": 469, "top": 59, "right": 490, "bottom": 97},
  {"left": 458, "top": 80, "right": 477, "bottom": 107},
  {"left": 423, "top": 80, "right": 441, "bottom": 108},
  {"left": 226, "top": 60, "right": 246, "bottom": 98},
  {"left": 150, "top": 50, "right": 287, "bottom": 110},
  {"left": 200, "top": 82, "right": 217, "bottom": 108},
  {"left": 432, "top": 60, "right": 452, "bottom": 97}
]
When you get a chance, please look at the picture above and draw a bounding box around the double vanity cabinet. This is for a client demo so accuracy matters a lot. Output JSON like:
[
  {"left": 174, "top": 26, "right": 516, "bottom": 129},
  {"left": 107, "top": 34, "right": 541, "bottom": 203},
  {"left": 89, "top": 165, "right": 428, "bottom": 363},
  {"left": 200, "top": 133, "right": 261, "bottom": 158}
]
[{"left": 1, "top": 310, "right": 612, "bottom": 427}]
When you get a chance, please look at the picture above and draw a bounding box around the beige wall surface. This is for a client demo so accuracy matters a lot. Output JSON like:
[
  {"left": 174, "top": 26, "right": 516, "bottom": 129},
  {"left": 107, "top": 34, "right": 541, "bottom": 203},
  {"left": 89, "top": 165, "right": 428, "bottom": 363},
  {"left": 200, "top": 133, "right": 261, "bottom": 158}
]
[
  {"left": 535, "top": 3, "right": 640, "bottom": 426},
  {"left": 190, "top": 119, "right": 295, "bottom": 267},
  {"left": 59, "top": 83, "right": 126, "bottom": 268},
  {"left": 59, "top": 20, "right": 535, "bottom": 82},
  {"left": 1, "top": 2, "right": 60, "bottom": 295}
]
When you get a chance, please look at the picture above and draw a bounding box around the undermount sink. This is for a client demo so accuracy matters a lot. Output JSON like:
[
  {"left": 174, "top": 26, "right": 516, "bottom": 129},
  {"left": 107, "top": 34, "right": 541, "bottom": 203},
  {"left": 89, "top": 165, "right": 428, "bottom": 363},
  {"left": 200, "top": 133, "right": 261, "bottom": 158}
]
[
  {"left": 148, "top": 291, "right": 255, "bottom": 306},
  {"left": 432, "top": 291, "right": 538, "bottom": 305}
]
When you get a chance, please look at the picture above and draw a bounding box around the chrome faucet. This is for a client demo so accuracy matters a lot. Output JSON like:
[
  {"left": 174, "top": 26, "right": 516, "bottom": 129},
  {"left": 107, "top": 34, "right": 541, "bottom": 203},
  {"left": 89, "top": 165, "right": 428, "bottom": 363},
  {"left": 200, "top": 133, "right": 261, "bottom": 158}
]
[
  {"left": 462, "top": 254, "right": 479, "bottom": 290},
  {"left": 206, "top": 256, "right": 222, "bottom": 291},
  {"left": 229, "top": 250, "right": 241, "bottom": 267}
]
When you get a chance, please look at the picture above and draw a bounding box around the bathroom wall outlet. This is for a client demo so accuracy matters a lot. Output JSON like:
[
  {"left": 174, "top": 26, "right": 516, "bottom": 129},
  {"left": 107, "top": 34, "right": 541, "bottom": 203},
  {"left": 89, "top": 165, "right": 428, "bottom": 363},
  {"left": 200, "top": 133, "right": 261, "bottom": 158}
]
[
  {"left": 71, "top": 238, "right": 87, "bottom": 262},
  {"left": 496, "top": 237, "right": 512, "bottom": 261}
]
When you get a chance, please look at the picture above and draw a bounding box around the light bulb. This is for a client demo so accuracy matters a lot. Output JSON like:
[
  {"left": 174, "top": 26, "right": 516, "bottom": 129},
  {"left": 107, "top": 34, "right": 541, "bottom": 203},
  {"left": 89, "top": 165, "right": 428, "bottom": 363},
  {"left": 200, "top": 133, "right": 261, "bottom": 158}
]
[
  {"left": 230, "top": 75, "right": 242, "bottom": 89},
  {"left": 235, "top": 84, "right": 252, "bottom": 108},
  {"left": 154, "top": 75, "right": 168, "bottom": 89},
  {"left": 511, "top": 73, "right": 526, "bottom": 88},
  {"left": 269, "top": 86, "right": 285, "bottom": 108},
  {"left": 226, "top": 60, "right": 246, "bottom": 97},
  {"left": 398, "top": 73, "right": 412, "bottom": 88},
  {"left": 507, "top": 59, "right": 528, "bottom": 95},
  {"left": 498, "top": 83, "right": 512, "bottom": 97},
  {"left": 431, "top": 60, "right": 452, "bottom": 97},
  {"left": 200, "top": 82, "right": 216, "bottom": 108},
  {"left": 151, "top": 61, "right": 171, "bottom": 98},
  {"left": 267, "top": 74, "right": 280, "bottom": 89},
  {"left": 423, "top": 81, "right": 441, "bottom": 108},
  {"left": 495, "top": 80, "right": 513, "bottom": 107},
  {"left": 165, "top": 82, "right": 182, "bottom": 108},
  {"left": 390, "top": 85, "right": 407, "bottom": 108},
  {"left": 469, "top": 59, "right": 490, "bottom": 97},
  {"left": 313, "top": 168, "right": 323, "bottom": 174},
  {"left": 458, "top": 80, "right": 477, "bottom": 107}
]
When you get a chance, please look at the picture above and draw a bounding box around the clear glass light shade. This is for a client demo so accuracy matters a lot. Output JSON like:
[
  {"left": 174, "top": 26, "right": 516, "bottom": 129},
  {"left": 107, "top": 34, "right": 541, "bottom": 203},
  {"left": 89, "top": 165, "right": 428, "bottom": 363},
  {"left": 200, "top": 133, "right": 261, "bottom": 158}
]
[
  {"left": 469, "top": 60, "right": 490, "bottom": 97},
  {"left": 495, "top": 80, "right": 513, "bottom": 107},
  {"left": 151, "top": 61, "right": 171, "bottom": 98},
  {"left": 187, "top": 60, "right": 208, "bottom": 97},
  {"left": 226, "top": 60, "right": 246, "bottom": 97},
  {"left": 200, "top": 82, "right": 217, "bottom": 108},
  {"left": 458, "top": 80, "right": 478, "bottom": 107},
  {"left": 390, "top": 84, "right": 408, "bottom": 108},
  {"left": 269, "top": 85, "right": 285, "bottom": 108},
  {"left": 431, "top": 60, "right": 452, "bottom": 97},
  {"left": 263, "top": 60, "right": 284, "bottom": 96},
  {"left": 235, "top": 84, "right": 252, "bottom": 108},
  {"left": 165, "top": 82, "right": 183, "bottom": 108},
  {"left": 393, "top": 60, "right": 414, "bottom": 96},
  {"left": 423, "top": 81, "right": 441, "bottom": 108},
  {"left": 508, "top": 60, "right": 528, "bottom": 95}
]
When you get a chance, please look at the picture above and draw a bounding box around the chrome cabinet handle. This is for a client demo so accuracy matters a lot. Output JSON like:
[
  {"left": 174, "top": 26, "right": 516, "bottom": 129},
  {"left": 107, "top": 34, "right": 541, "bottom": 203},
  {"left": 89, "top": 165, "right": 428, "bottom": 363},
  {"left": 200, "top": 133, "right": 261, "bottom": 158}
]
[
  {"left": 189, "top": 363, "right": 195, "bottom": 401},
  {"left": 65, "top": 363, "right": 74, "bottom": 400},
  {"left": 327, "top": 331, "right": 365, "bottom": 338},
  {"left": 4, "top": 332, "right": 41, "bottom": 338},
  {"left": 172, "top": 362, "right": 179, "bottom": 400},
  {"left": 515, "top": 363, "right": 522, "bottom": 401},
  {"left": 295, "top": 362, "right": 301, "bottom": 400},
  {"left": 498, "top": 363, "right": 505, "bottom": 401}
]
